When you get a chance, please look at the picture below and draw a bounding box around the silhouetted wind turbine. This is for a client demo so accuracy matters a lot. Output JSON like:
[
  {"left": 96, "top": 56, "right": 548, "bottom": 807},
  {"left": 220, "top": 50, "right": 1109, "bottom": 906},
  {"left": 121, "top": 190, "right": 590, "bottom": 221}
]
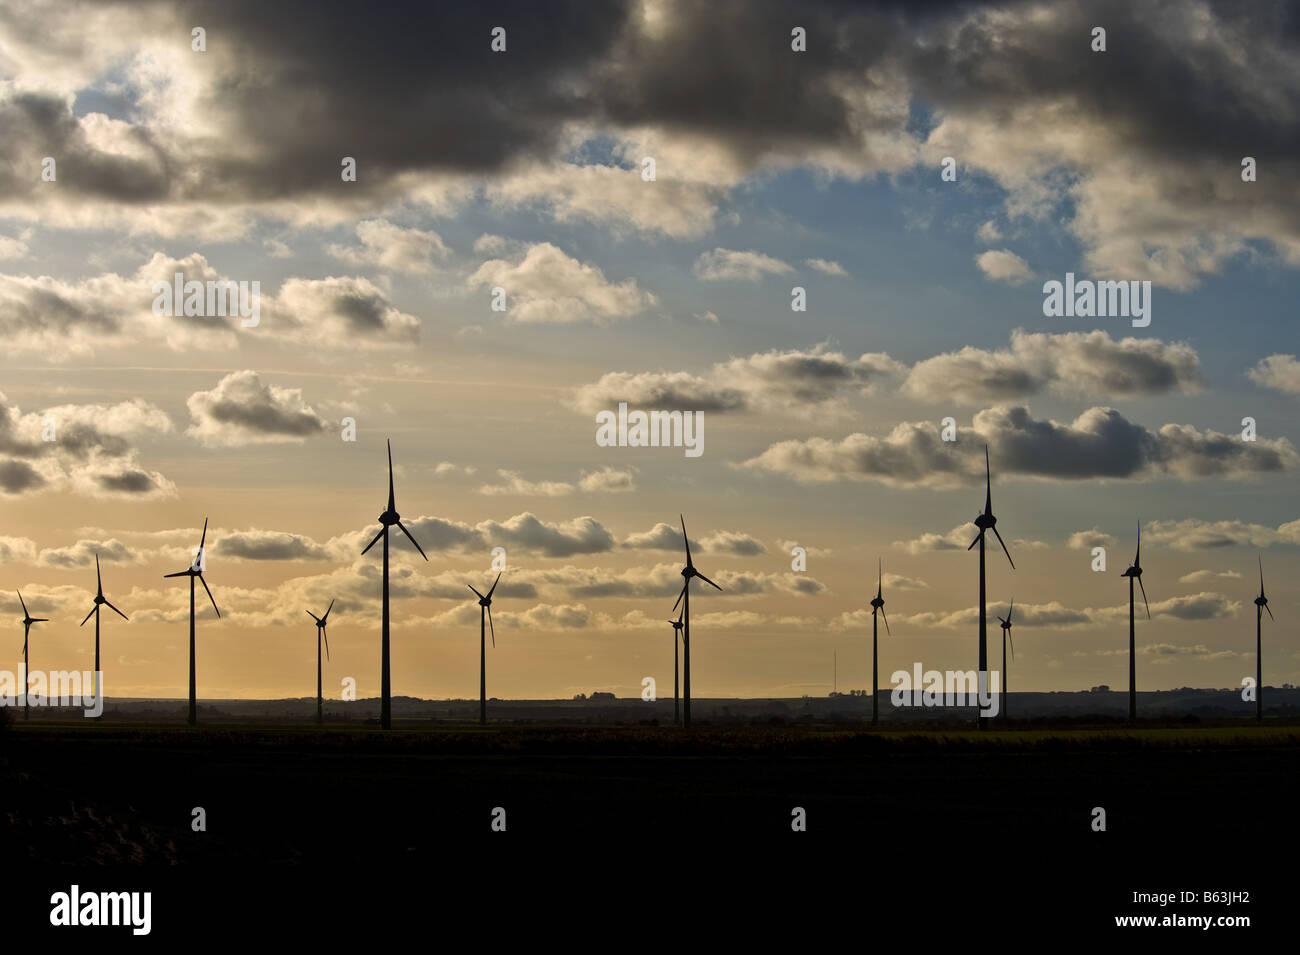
[
  {"left": 17, "top": 591, "right": 47, "bottom": 719},
  {"left": 306, "top": 599, "right": 334, "bottom": 724},
  {"left": 1120, "top": 522, "right": 1150, "bottom": 722},
  {"left": 997, "top": 600, "right": 1014, "bottom": 719},
  {"left": 870, "top": 559, "right": 889, "bottom": 725},
  {"left": 164, "top": 519, "right": 220, "bottom": 726},
  {"left": 79, "top": 554, "right": 128, "bottom": 711},
  {"left": 668, "top": 607, "right": 683, "bottom": 724},
  {"left": 468, "top": 572, "right": 501, "bottom": 725},
  {"left": 361, "top": 440, "right": 427, "bottom": 729},
  {"left": 1254, "top": 556, "right": 1273, "bottom": 723},
  {"left": 968, "top": 446, "right": 1014, "bottom": 728},
  {"left": 673, "top": 515, "right": 721, "bottom": 728}
]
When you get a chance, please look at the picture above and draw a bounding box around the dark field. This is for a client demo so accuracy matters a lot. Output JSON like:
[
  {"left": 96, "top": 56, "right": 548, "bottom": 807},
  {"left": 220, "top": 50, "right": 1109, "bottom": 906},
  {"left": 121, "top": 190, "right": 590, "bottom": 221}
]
[{"left": 5, "top": 717, "right": 1293, "bottom": 935}]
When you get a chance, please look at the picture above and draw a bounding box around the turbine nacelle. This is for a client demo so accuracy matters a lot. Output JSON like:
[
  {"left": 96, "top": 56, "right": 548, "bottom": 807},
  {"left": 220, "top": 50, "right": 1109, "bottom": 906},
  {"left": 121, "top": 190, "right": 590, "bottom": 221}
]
[{"left": 378, "top": 508, "right": 400, "bottom": 527}]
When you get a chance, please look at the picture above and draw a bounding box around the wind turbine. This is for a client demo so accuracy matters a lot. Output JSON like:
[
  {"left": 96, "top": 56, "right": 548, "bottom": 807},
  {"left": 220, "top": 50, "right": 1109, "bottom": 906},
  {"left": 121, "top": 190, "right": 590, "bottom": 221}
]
[
  {"left": 668, "top": 608, "right": 684, "bottom": 724},
  {"left": 869, "top": 560, "right": 889, "bottom": 725},
  {"left": 17, "top": 591, "right": 47, "bottom": 719},
  {"left": 672, "top": 515, "right": 722, "bottom": 728},
  {"left": 360, "top": 439, "right": 428, "bottom": 729},
  {"left": 79, "top": 554, "right": 128, "bottom": 711},
  {"left": 306, "top": 599, "right": 334, "bottom": 724},
  {"left": 967, "top": 446, "right": 1014, "bottom": 728},
  {"left": 1253, "top": 556, "right": 1273, "bottom": 723},
  {"left": 1120, "top": 522, "right": 1150, "bottom": 722},
  {"left": 163, "top": 519, "right": 220, "bottom": 726},
  {"left": 997, "top": 600, "right": 1014, "bottom": 719},
  {"left": 467, "top": 572, "right": 501, "bottom": 726}
]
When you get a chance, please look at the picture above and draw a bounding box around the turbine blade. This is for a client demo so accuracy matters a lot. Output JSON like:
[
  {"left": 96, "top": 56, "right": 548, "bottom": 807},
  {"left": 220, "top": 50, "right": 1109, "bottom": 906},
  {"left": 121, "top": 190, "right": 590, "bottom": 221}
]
[
  {"left": 1009, "top": 630, "right": 1015, "bottom": 660},
  {"left": 199, "top": 574, "right": 221, "bottom": 618},
  {"left": 322, "top": 598, "right": 335, "bottom": 624},
  {"left": 487, "top": 605, "right": 495, "bottom": 648},
  {"left": 877, "top": 558, "right": 883, "bottom": 599},
  {"left": 1008, "top": 598, "right": 1014, "bottom": 624},
  {"left": 306, "top": 611, "right": 321, "bottom": 624},
  {"left": 984, "top": 445, "right": 992, "bottom": 514},
  {"left": 486, "top": 571, "right": 502, "bottom": 599},
  {"left": 200, "top": 517, "right": 209, "bottom": 551},
  {"left": 361, "top": 526, "right": 385, "bottom": 556},
  {"left": 17, "top": 591, "right": 27, "bottom": 617},
  {"left": 396, "top": 520, "right": 428, "bottom": 561},
  {"left": 80, "top": 606, "right": 96, "bottom": 627},
  {"left": 880, "top": 607, "right": 890, "bottom": 636},
  {"left": 104, "top": 599, "right": 128, "bottom": 621},
  {"left": 991, "top": 527, "right": 1015, "bottom": 569},
  {"left": 968, "top": 532, "right": 981, "bottom": 551},
  {"left": 1259, "top": 555, "right": 1265, "bottom": 597},
  {"left": 672, "top": 582, "right": 687, "bottom": 613},
  {"left": 163, "top": 570, "right": 190, "bottom": 578},
  {"left": 680, "top": 514, "right": 693, "bottom": 567},
  {"left": 696, "top": 572, "right": 723, "bottom": 592},
  {"left": 387, "top": 439, "right": 395, "bottom": 512},
  {"left": 32, "top": 618, "right": 48, "bottom": 623},
  {"left": 468, "top": 584, "right": 486, "bottom": 600},
  {"left": 1137, "top": 576, "right": 1150, "bottom": 619},
  {"left": 96, "top": 553, "right": 103, "bottom": 595},
  {"left": 1265, "top": 605, "right": 1275, "bottom": 623},
  {"left": 323, "top": 627, "right": 330, "bottom": 661},
  {"left": 1134, "top": 520, "right": 1141, "bottom": 566}
]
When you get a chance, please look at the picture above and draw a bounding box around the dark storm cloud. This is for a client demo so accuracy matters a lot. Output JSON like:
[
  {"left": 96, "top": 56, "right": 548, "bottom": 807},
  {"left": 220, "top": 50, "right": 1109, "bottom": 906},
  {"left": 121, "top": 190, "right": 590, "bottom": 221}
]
[{"left": 0, "top": 459, "right": 44, "bottom": 493}]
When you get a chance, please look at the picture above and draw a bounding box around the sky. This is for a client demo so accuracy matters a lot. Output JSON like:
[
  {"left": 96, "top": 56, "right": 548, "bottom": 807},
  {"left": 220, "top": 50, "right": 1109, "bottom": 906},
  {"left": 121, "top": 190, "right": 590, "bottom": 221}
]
[{"left": 0, "top": 0, "right": 1297, "bottom": 702}]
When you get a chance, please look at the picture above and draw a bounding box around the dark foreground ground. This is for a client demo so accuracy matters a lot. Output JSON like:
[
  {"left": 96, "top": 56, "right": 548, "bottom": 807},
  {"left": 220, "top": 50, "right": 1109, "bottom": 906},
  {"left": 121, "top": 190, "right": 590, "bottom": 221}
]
[{"left": 4, "top": 716, "right": 1295, "bottom": 938}]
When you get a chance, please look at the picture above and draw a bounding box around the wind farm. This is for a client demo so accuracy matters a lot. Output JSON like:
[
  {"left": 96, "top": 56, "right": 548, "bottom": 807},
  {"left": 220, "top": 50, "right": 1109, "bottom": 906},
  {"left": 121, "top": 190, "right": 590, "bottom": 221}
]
[{"left": 1, "top": 0, "right": 1297, "bottom": 928}]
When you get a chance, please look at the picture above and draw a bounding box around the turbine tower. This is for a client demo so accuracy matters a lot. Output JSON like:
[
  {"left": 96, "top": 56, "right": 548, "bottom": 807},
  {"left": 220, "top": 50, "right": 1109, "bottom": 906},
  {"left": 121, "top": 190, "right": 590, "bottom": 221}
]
[
  {"left": 1120, "top": 523, "right": 1150, "bottom": 721},
  {"left": 967, "top": 446, "right": 1014, "bottom": 729},
  {"left": 306, "top": 599, "right": 334, "bottom": 724},
  {"left": 360, "top": 440, "right": 428, "bottom": 730},
  {"left": 163, "top": 519, "right": 220, "bottom": 726},
  {"left": 467, "top": 572, "right": 501, "bottom": 725},
  {"left": 1254, "top": 556, "right": 1273, "bottom": 723},
  {"left": 79, "top": 554, "right": 128, "bottom": 711},
  {"left": 17, "top": 591, "right": 47, "bottom": 719},
  {"left": 997, "top": 600, "right": 1014, "bottom": 719},
  {"left": 668, "top": 608, "right": 683, "bottom": 724},
  {"left": 869, "top": 560, "right": 889, "bottom": 725},
  {"left": 672, "top": 515, "right": 722, "bottom": 728}
]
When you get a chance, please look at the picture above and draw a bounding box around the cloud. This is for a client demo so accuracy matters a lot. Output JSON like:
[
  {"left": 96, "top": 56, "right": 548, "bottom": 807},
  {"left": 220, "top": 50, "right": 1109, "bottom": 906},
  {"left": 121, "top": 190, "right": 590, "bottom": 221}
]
[
  {"left": 433, "top": 461, "right": 478, "bottom": 477},
  {"left": 215, "top": 530, "right": 331, "bottom": 562},
  {"left": 621, "top": 523, "right": 764, "bottom": 557},
  {"left": 1143, "top": 518, "right": 1300, "bottom": 551},
  {"left": 0, "top": 229, "right": 31, "bottom": 260},
  {"left": 976, "top": 220, "right": 1002, "bottom": 244},
  {"left": 468, "top": 242, "right": 655, "bottom": 324},
  {"left": 1248, "top": 354, "right": 1300, "bottom": 395},
  {"left": 1178, "top": 569, "right": 1243, "bottom": 584},
  {"left": 887, "top": 592, "right": 1238, "bottom": 631},
  {"left": 693, "top": 248, "right": 794, "bottom": 282},
  {"left": 1067, "top": 528, "right": 1118, "bottom": 550},
  {"left": 0, "top": 536, "right": 37, "bottom": 563},
  {"left": 578, "top": 466, "right": 636, "bottom": 493},
  {"left": 0, "top": 391, "right": 174, "bottom": 498},
  {"left": 37, "top": 538, "right": 135, "bottom": 568},
  {"left": 186, "top": 371, "right": 329, "bottom": 446},
  {"left": 326, "top": 218, "right": 450, "bottom": 275},
  {"left": 572, "top": 344, "right": 902, "bottom": 416},
  {"left": 477, "top": 470, "right": 576, "bottom": 498},
  {"left": 894, "top": 524, "right": 976, "bottom": 554},
  {"left": 804, "top": 258, "right": 848, "bottom": 277},
  {"left": 974, "top": 249, "right": 1032, "bottom": 284},
  {"left": 903, "top": 330, "right": 1203, "bottom": 404},
  {"left": 743, "top": 405, "right": 1297, "bottom": 487}
]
